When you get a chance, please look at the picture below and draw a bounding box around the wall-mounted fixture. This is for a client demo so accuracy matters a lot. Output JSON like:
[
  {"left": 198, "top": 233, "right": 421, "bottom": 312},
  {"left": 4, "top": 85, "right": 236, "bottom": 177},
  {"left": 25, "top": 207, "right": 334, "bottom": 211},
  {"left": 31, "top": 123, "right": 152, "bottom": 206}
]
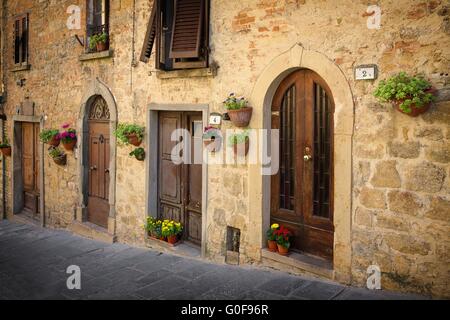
[{"left": 16, "top": 79, "right": 26, "bottom": 87}]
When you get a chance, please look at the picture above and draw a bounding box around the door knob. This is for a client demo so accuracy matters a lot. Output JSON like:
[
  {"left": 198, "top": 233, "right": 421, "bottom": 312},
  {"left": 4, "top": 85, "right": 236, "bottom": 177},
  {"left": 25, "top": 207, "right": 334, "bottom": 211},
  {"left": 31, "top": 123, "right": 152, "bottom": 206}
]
[
  {"left": 303, "top": 155, "right": 312, "bottom": 161},
  {"left": 90, "top": 165, "right": 97, "bottom": 170},
  {"left": 105, "top": 168, "right": 110, "bottom": 174}
]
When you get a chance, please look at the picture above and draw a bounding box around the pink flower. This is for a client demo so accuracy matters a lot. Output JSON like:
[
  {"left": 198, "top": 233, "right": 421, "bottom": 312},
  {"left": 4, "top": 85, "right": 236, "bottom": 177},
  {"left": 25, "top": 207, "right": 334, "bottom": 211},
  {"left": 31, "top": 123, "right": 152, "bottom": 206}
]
[
  {"left": 62, "top": 123, "right": 70, "bottom": 129},
  {"left": 70, "top": 133, "right": 76, "bottom": 139}
]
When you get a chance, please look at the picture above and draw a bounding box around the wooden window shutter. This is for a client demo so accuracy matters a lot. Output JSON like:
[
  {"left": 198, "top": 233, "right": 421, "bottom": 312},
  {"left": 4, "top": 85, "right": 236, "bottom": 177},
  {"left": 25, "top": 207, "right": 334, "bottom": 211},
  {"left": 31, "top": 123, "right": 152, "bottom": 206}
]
[
  {"left": 169, "top": 0, "right": 205, "bottom": 59},
  {"left": 21, "top": 14, "right": 29, "bottom": 64},
  {"left": 13, "top": 14, "right": 29, "bottom": 65},
  {"left": 14, "top": 19, "right": 20, "bottom": 64},
  {"left": 140, "top": 0, "right": 158, "bottom": 63}
]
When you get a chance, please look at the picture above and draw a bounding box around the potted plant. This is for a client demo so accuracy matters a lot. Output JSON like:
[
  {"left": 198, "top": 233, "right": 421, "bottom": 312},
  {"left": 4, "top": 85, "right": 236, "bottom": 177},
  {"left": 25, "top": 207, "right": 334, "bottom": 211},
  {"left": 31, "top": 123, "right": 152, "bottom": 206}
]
[
  {"left": 224, "top": 93, "right": 253, "bottom": 127},
  {"left": 228, "top": 130, "right": 250, "bottom": 156},
  {"left": 39, "top": 128, "right": 60, "bottom": 147},
  {"left": 202, "top": 126, "right": 222, "bottom": 152},
  {"left": 161, "top": 220, "right": 183, "bottom": 245},
  {"left": 145, "top": 217, "right": 163, "bottom": 240},
  {"left": 129, "top": 147, "right": 145, "bottom": 161},
  {"left": 49, "top": 147, "right": 67, "bottom": 166},
  {"left": 0, "top": 138, "right": 11, "bottom": 157},
  {"left": 89, "top": 32, "right": 108, "bottom": 52},
  {"left": 60, "top": 123, "right": 77, "bottom": 151},
  {"left": 275, "top": 225, "right": 292, "bottom": 256},
  {"left": 266, "top": 223, "right": 280, "bottom": 252},
  {"left": 374, "top": 72, "right": 436, "bottom": 117},
  {"left": 114, "top": 123, "right": 145, "bottom": 146}
]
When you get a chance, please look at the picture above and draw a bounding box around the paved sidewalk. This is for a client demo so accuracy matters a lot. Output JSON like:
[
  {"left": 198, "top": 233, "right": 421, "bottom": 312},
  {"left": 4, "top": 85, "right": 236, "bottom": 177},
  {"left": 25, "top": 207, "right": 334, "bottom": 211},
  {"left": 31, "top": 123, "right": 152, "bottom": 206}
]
[{"left": 0, "top": 220, "right": 425, "bottom": 300}]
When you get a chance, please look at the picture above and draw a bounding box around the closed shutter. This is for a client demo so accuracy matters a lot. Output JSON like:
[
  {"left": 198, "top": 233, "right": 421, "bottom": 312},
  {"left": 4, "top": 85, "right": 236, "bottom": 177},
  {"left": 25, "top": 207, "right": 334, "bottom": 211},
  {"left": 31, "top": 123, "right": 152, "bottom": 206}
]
[
  {"left": 13, "top": 14, "right": 28, "bottom": 65},
  {"left": 14, "top": 19, "right": 20, "bottom": 64},
  {"left": 140, "top": 0, "right": 158, "bottom": 63},
  {"left": 169, "top": 0, "right": 205, "bottom": 59},
  {"left": 21, "top": 14, "right": 29, "bottom": 64}
]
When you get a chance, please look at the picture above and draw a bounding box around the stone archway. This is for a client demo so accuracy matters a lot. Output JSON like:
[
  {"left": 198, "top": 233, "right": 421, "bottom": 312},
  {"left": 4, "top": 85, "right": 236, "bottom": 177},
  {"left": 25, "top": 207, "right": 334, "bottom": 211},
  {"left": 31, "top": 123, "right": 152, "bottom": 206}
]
[
  {"left": 248, "top": 44, "right": 354, "bottom": 283},
  {"left": 75, "top": 78, "right": 118, "bottom": 239}
]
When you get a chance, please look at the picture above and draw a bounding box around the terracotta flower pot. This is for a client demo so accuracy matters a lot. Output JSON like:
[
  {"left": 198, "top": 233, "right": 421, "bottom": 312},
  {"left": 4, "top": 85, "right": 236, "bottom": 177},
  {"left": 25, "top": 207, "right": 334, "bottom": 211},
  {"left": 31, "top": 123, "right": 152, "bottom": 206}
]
[
  {"left": 52, "top": 154, "right": 67, "bottom": 166},
  {"left": 277, "top": 244, "right": 289, "bottom": 256},
  {"left": 48, "top": 135, "right": 60, "bottom": 147},
  {"left": 393, "top": 100, "right": 431, "bottom": 117},
  {"left": 96, "top": 42, "right": 107, "bottom": 52},
  {"left": 167, "top": 235, "right": 178, "bottom": 245},
  {"left": 126, "top": 134, "right": 142, "bottom": 146},
  {"left": 62, "top": 139, "right": 76, "bottom": 151},
  {"left": 232, "top": 138, "right": 250, "bottom": 156},
  {"left": 0, "top": 147, "right": 11, "bottom": 157},
  {"left": 227, "top": 107, "right": 253, "bottom": 127},
  {"left": 268, "top": 240, "right": 278, "bottom": 252}
]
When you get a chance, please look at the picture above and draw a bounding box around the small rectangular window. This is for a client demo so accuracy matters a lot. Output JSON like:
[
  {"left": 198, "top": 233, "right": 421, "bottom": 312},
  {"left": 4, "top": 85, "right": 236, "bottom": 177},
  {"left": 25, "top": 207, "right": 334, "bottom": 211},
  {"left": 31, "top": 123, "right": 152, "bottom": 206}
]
[
  {"left": 13, "top": 14, "right": 29, "bottom": 66},
  {"left": 86, "top": 0, "right": 110, "bottom": 52},
  {"left": 141, "top": 0, "right": 209, "bottom": 71}
]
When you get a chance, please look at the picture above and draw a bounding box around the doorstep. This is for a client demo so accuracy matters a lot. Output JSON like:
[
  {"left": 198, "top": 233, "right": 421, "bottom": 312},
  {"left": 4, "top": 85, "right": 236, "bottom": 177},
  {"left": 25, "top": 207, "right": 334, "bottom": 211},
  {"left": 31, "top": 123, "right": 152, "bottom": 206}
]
[
  {"left": 261, "top": 249, "right": 334, "bottom": 280},
  {"left": 10, "top": 213, "right": 41, "bottom": 227},
  {"left": 68, "top": 221, "right": 116, "bottom": 244},
  {"left": 145, "top": 236, "right": 201, "bottom": 260}
]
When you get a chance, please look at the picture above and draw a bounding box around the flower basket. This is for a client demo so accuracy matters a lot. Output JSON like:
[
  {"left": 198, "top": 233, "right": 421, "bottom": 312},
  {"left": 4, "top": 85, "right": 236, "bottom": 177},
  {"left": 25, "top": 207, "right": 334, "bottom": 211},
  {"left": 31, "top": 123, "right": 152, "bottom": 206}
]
[
  {"left": 62, "top": 139, "right": 76, "bottom": 151},
  {"left": 268, "top": 240, "right": 278, "bottom": 252},
  {"left": 277, "top": 244, "right": 289, "bottom": 256},
  {"left": 126, "top": 133, "right": 142, "bottom": 147},
  {"left": 228, "top": 107, "right": 253, "bottom": 127},
  {"left": 52, "top": 154, "right": 67, "bottom": 166},
  {"left": 0, "top": 146, "right": 11, "bottom": 157}
]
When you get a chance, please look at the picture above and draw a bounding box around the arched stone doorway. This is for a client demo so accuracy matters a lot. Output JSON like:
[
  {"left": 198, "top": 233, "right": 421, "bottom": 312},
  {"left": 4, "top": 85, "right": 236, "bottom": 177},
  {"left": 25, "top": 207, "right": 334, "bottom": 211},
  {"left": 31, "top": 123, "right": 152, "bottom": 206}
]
[
  {"left": 249, "top": 44, "right": 354, "bottom": 283},
  {"left": 73, "top": 78, "right": 118, "bottom": 240}
]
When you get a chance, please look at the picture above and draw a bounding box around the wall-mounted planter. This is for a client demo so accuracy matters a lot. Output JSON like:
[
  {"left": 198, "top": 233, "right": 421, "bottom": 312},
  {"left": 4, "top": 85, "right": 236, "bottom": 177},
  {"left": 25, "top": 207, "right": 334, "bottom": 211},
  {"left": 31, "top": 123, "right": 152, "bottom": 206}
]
[
  {"left": 48, "top": 135, "right": 61, "bottom": 147},
  {"left": 130, "top": 147, "right": 145, "bottom": 161},
  {"left": 62, "top": 139, "right": 76, "bottom": 151},
  {"left": 52, "top": 154, "right": 67, "bottom": 166},
  {"left": 126, "top": 133, "right": 142, "bottom": 147},
  {"left": 393, "top": 100, "right": 432, "bottom": 117},
  {"left": 228, "top": 107, "right": 253, "bottom": 127},
  {"left": 0, "top": 146, "right": 11, "bottom": 157}
]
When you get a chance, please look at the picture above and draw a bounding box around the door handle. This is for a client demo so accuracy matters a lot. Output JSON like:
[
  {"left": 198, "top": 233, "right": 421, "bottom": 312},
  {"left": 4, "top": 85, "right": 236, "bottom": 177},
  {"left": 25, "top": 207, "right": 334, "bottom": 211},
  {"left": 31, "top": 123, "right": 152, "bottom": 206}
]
[
  {"left": 90, "top": 165, "right": 97, "bottom": 170},
  {"left": 303, "top": 155, "right": 312, "bottom": 161},
  {"left": 105, "top": 168, "right": 110, "bottom": 174}
]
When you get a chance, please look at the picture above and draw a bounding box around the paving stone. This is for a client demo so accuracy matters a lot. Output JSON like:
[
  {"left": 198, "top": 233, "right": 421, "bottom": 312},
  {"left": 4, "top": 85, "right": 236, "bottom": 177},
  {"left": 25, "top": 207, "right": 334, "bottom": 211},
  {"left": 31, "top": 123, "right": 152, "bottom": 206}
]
[
  {"left": 291, "top": 281, "right": 345, "bottom": 300},
  {"left": 135, "top": 276, "right": 190, "bottom": 299}
]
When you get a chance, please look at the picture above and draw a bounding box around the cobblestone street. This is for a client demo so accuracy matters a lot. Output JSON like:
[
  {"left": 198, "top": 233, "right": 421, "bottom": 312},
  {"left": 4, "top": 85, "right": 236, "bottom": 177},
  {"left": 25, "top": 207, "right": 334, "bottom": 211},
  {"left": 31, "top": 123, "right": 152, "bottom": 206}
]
[{"left": 0, "top": 221, "right": 425, "bottom": 300}]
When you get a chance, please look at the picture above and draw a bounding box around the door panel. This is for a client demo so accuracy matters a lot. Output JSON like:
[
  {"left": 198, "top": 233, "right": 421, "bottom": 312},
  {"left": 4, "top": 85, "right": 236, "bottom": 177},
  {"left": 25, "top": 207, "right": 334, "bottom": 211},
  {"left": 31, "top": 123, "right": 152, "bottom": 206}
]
[
  {"left": 22, "top": 122, "right": 39, "bottom": 217},
  {"left": 158, "top": 112, "right": 203, "bottom": 245},
  {"left": 88, "top": 121, "right": 110, "bottom": 228},
  {"left": 271, "top": 69, "right": 334, "bottom": 261}
]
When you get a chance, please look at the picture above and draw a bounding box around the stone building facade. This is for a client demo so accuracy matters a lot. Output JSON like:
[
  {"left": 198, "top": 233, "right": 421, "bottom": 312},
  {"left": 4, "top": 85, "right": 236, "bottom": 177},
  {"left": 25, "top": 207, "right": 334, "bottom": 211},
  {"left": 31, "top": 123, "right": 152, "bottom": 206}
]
[{"left": 0, "top": 0, "right": 449, "bottom": 298}]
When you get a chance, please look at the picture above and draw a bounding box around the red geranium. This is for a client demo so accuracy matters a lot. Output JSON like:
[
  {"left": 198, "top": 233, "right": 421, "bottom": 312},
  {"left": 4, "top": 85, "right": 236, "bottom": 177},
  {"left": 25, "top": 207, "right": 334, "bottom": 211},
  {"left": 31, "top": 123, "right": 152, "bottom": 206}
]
[{"left": 275, "top": 226, "right": 292, "bottom": 248}]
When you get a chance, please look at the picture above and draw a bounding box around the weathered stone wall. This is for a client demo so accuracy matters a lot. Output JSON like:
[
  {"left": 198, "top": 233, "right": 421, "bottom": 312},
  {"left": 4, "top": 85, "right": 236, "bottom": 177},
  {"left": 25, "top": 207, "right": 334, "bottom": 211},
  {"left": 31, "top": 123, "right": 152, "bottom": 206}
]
[{"left": 0, "top": 0, "right": 449, "bottom": 298}]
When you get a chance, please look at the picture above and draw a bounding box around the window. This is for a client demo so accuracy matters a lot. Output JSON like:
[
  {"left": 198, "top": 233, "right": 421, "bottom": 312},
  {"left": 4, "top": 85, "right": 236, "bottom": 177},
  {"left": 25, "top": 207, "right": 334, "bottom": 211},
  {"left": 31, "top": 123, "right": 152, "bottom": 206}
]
[
  {"left": 141, "top": 0, "right": 210, "bottom": 70},
  {"left": 86, "top": 0, "right": 110, "bottom": 52},
  {"left": 13, "top": 14, "right": 29, "bottom": 66}
]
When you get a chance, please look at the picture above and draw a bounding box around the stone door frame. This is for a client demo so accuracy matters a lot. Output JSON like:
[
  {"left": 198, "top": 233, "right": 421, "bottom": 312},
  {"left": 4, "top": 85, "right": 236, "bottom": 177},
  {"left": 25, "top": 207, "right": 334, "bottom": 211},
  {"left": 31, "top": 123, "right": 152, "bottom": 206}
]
[
  {"left": 77, "top": 78, "right": 118, "bottom": 236},
  {"left": 11, "top": 114, "right": 45, "bottom": 226},
  {"left": 249, "top": 44, "right": 355, "bottom": 283},
  {"left": 146, "top": 103, "right": 209, "bottom": 258}
]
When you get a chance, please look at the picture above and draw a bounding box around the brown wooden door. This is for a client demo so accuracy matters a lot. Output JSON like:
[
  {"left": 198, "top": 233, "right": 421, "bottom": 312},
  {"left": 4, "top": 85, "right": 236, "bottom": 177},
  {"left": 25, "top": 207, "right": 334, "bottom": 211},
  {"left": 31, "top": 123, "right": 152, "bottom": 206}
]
[
  {"left": 87, "top": 121, "right": 110, "bottom": 228},
  {"left": 271, "top": 69, "right": 334, "bottom": 261},
  {"left": 22, "top": 122, "right": 40, "bottom": 218},
  {"left": 158, "top": 111, "right": 203, "bottom": 245}
]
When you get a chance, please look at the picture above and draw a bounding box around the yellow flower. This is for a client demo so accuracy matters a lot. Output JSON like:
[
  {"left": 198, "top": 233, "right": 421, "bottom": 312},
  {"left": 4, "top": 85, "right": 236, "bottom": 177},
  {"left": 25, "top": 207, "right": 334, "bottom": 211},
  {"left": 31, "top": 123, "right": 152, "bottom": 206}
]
[{"left": 271, "top": 223, "right": 279, "bottom": 229}]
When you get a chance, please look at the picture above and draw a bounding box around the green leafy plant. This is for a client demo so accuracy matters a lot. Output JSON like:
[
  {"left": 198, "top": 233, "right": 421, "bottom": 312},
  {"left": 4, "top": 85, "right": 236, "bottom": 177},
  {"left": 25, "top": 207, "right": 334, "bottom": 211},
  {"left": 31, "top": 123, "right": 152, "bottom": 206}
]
[
  {"left": 114, "top": 123, "right": 145, "bottom": 145},
  {"left": 129, "top": 147, "right": 145, "bottom": 160},
  {"left": 89, "top": 32, "right": 108, "bottom": 50},
  {"left": 228, "top": 130, "right": 249, "bottom": 146},
  {"left": 161, "top": 220, "right": 183, "bottom": 238},
  {"left": 144, "top": 217, "right": 162, "bottom": 238},
  {"left": 0, "top": 137, "right": 10, "bottom": 148},
  {"left": 266, "top": 223, "right": 280, "bottom": 241},
  {"left": 48, "top": 147, "right": 64, "bottom": 158},
  {"left": 373, "top": 72, "right": 436, "bottom": 114},
  {"left": 223, "top": 93, "right": 249, "bottom": 110},
  {"left": 39, "top": 129, "right": 60, "bottom": 143}
]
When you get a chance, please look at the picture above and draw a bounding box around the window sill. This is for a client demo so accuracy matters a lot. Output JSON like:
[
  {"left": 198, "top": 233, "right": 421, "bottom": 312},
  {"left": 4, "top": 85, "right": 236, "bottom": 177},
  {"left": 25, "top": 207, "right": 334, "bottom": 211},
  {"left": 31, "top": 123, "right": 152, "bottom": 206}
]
[
  {"left": 10, "top": 64, "right": 31, "bottom": 72},
  {"left": 155, "top": 67, "right": 217, "bottom": 79},
  {"left": 79, "top": 49, "right": 113, "bottom": 62}
]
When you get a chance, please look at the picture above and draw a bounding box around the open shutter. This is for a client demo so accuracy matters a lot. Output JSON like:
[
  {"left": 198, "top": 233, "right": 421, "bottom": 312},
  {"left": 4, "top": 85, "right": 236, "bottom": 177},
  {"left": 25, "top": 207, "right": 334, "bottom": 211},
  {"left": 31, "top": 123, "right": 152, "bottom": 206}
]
[
  {"left": 169, "top": 0, "right": 204, "bottom": 59},
  {"left": 14, "top": 19, "right": 20, "bottom": 64},
  {"left": 140, "top": 0, "right": 158, "bottom": 63},
  {"left": 21, "top": 14, "right": 29, "bottom": 64}
]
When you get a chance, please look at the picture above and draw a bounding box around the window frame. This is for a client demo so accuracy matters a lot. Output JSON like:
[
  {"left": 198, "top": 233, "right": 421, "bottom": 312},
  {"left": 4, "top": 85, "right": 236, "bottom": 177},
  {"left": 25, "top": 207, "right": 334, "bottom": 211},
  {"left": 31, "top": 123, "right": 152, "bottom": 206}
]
[{"left": 86, "top": 0, "right": 110, "bottom": 53}]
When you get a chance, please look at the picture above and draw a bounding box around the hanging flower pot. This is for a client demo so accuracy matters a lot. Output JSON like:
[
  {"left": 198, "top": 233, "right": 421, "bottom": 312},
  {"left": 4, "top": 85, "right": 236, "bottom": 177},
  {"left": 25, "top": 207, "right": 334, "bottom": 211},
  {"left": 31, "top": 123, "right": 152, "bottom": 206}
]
[
  {"left": 62, "top": 139, "right": 76, "bottom": 151},
  {"left": 374, "top": 73, "right": 436, "bottom": 117},
  {"left": 39, "top": 129, "right": 60, "bottom": 147},
  {"left": 227, "top": 107, "right": 253, "bottom": 127},
  {"left": 229, "top": 131, "right": 250, "bottom": 157},
  {"left": 60, "top": 123, "right": 77, "bottom": 151},
  {"left": 49, "top": 147, "right": 67, "bottom": 166},
  {"left": 0, "top": 146, "right": 11, "bottom": 157},
  {"left": 126, "top": 133, "right": 142, "bottom": 147},
  {"left": 48, "top": 135, "right": 61, "bottom": 147},
  {"left": 129, "top": 147, "right": 145, "bottom": 161}
]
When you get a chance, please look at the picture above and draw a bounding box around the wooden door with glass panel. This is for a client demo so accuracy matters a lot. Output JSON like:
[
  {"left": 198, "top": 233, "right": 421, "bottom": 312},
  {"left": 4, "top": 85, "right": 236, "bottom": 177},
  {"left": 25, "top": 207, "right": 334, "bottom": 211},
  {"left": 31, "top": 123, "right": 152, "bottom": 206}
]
[{"left": 271, "top": 69, "right": 334, "bottom": 261}]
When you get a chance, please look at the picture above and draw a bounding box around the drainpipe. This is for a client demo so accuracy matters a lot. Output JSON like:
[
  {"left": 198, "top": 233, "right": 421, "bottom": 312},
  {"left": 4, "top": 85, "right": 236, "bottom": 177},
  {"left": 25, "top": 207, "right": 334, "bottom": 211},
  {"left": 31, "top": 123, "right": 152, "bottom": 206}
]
[{"left": 1, "top": 0, "right": 6, "bottom": 220}]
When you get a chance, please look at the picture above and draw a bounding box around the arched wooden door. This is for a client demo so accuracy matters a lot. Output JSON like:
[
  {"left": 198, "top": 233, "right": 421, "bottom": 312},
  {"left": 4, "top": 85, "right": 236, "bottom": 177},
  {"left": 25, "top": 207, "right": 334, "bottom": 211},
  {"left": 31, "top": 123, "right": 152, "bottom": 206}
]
[
  {"left": 87, "top": 96, "right": 111, "bottom": 228},
  {"left": 271, "top": 69, "right": 334, "bottom": 261}
]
